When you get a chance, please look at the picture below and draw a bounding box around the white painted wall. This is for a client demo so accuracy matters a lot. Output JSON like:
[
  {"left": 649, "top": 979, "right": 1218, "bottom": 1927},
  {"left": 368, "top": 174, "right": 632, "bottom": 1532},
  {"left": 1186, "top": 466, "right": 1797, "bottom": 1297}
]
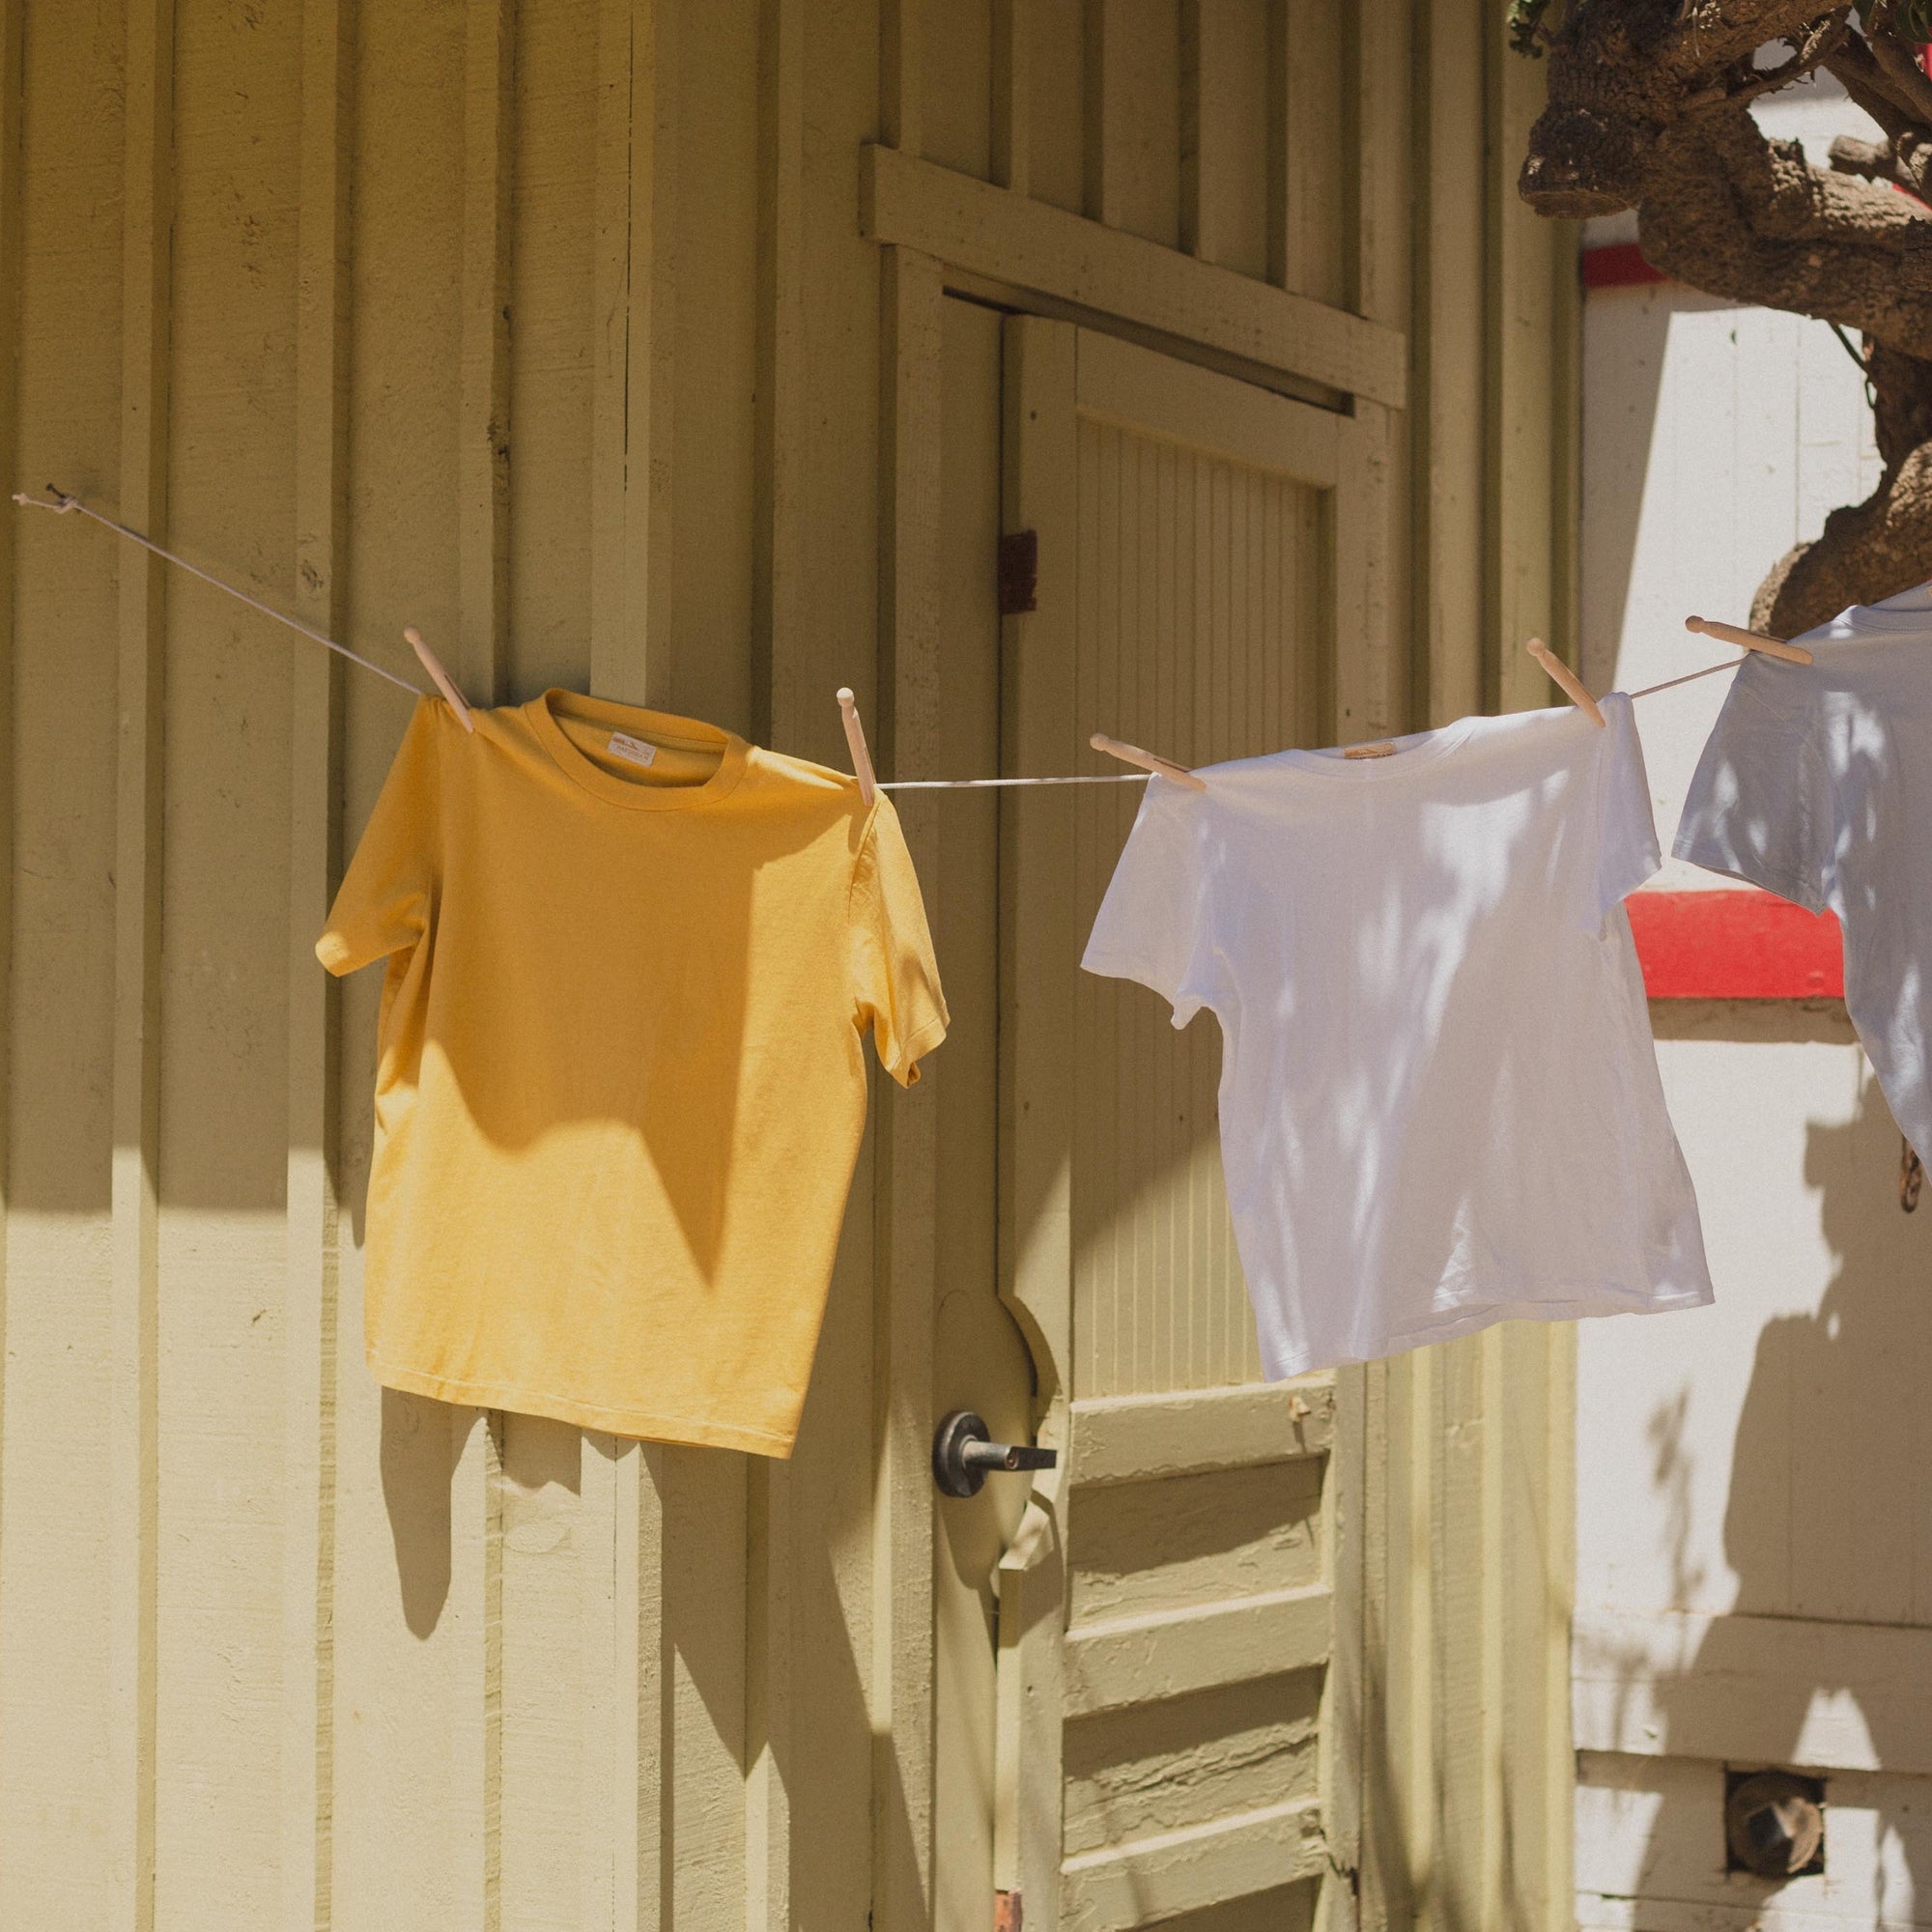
[{"left": 1575, "top": 71, "right": 1932, "bottom": 1932}]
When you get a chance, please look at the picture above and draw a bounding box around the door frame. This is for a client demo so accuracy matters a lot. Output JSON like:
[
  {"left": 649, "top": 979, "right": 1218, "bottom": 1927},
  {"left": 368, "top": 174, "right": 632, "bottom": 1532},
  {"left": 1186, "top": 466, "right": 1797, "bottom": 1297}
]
[{"left": 990, "top": 313, "right": 1386, "bottom": 1930}]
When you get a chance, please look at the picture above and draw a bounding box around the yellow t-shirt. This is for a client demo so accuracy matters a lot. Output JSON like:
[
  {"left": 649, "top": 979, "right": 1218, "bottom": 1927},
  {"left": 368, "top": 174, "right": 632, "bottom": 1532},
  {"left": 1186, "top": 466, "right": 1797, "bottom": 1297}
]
[{"left": 318, "top": 691, "right": 947, "bottom": 1456}]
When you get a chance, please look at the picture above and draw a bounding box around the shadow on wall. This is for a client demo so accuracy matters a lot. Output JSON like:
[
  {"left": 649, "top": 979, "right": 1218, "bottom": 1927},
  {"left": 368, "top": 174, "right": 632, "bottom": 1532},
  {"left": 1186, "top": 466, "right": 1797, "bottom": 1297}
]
[
  {"left": 1635, "top": 1065, "right": 1932, "bottom": 1920},
  {"left": 372, "top": 1336, "right": 920, "bottom": 1930},
  {"left": 1577, "top": 284, "right": 1671, "bottom": 696},
  {"left": 379, "top": 1387, "right": 462, "bottom": 1636}
]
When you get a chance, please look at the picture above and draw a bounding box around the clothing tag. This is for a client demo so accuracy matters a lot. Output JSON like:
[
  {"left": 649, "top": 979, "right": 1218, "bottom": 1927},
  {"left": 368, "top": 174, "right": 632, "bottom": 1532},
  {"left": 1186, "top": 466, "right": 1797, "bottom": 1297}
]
[{"left": 608, "top": 730, "right": 659, "bottom": 768}]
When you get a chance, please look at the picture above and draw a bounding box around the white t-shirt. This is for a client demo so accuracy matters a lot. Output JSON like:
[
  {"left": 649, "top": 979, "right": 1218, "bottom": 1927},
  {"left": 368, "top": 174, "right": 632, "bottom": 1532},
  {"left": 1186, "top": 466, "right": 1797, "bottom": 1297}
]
[
  {"left": 1675, "top": 586, "right": 1932, "bottom": 1158},
  {"left": 1082, "top": 694, "right": 1714, "bottom": 1378}
]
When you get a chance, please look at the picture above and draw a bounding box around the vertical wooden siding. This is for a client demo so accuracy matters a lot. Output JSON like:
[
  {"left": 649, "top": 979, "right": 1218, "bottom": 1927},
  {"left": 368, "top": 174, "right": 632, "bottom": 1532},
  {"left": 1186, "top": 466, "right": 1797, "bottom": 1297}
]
[
  {"left": 0, "top": 4, "right": 1577, "bottom": 1928},
  {"left": 1366, "top": 13, "right": 1582, "bottom": 1932},
  {"left": 1069, "top": 415, "right": 1321, "bottom": 1400}
]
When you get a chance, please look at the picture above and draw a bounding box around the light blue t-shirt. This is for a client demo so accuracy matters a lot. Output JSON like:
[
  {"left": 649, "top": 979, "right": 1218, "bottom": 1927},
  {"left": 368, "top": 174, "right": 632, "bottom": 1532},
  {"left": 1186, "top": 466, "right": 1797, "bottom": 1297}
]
[{"left": 1676, "top": 586, "right": 1932, "bottom": 1157}]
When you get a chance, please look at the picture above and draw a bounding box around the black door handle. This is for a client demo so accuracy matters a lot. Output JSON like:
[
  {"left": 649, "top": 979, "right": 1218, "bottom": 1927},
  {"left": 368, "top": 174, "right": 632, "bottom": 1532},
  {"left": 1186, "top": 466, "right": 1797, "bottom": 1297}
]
[{"left": 932, "top": 1409, "right": 1058, "bottom": 1498}]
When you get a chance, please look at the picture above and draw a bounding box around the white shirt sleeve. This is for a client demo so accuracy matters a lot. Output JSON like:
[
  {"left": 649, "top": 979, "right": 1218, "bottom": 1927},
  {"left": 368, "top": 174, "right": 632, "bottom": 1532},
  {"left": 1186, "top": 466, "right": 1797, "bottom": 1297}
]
[
  {"left": 1673, "top": 659, "right": 1831, "bottom": 913},
  {"left": 1081, "top": 777, "right": 1221, "bottom": 1026},
  {"left": 1588, "top": 692, "right": 1662, "bottom": 932}
]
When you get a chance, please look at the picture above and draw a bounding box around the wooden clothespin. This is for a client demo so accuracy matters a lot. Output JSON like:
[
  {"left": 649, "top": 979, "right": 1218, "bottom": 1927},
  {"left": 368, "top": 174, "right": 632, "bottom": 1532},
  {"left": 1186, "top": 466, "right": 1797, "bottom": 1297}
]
[
  {"left": 1526, "top": 638, "right": 1605, "bottom": 727},
  {"left": 402, "top": 626, "right": 475, "bottom": 732},
  {"left": 1685, "top": 615, "right": 1814, "bottom": 666},
  {"left": 1090, "top": 732, "right": 1208, "bottom": 791},
  {"left": 838, "top": 688, "right": 877, "bottom": 805}
]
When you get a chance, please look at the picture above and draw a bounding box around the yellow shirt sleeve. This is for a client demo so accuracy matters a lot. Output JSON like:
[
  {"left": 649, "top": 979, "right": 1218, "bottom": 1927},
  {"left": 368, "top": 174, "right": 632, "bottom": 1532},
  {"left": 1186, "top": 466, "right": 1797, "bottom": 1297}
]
[
  {"left": 315, "top": 696, "right": 441, "bottom": 977},
  {"left": 850, "top": 796, "right": 948, "bottom": 1086}
]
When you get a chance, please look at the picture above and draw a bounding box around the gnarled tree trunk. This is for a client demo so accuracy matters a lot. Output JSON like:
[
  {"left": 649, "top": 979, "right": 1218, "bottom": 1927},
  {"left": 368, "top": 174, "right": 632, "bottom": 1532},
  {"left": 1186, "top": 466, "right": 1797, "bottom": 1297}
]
[{"left": 1519, "top": 0, "right": 1932, "bottom": 634}]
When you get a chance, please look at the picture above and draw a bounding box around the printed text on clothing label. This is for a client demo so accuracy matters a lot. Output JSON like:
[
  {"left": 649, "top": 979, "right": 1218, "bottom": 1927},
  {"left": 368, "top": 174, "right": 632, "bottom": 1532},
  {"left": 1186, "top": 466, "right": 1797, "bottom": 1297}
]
[{"left": 608, "top": 731, "right": 659, "bottom": 768}]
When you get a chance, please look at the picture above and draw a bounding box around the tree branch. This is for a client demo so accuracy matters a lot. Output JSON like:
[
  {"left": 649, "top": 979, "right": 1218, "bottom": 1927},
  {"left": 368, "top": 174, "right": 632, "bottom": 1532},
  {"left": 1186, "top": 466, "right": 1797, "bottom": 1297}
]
[
  {"left": 1680, "top": 10, "right": 1851, "bottom": 115},
  {"left": 1754, "top": 443, "right": 1932, "bottom": 633},
  {"left": 1656, "top": 0, "right": 1852, "bottom": 81},
  {"left": 1828, "top": 127, "right": 1932, "bottom": 199},
  {"left": 1639, "top": 115, "right": 1932, "bottom": 355},
  {"left": 1861, "top": 6, "right": 1932, "bottom": 126},
  {"left": 1822, "top": 34, "right": 1918, "bottom": 144},
  {"left": 1520, "top": 0, "right": 1932, "bottom": 620}
]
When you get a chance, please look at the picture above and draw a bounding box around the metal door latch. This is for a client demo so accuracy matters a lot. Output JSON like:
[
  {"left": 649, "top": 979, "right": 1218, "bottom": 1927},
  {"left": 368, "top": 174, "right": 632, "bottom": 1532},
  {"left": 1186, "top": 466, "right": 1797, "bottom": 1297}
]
[{"left": 931, "top": 1410, "right": 1057, "bottom": 1498}]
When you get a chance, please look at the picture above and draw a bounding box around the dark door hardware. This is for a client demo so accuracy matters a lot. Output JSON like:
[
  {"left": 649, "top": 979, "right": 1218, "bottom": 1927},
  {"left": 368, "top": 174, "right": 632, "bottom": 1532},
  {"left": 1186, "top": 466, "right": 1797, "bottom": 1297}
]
[
  {"left": 931, "top": 1409, "right": 1057, "bottom": 1498},
  {"left": 998, "top": 530, "right": 1038, "bottom": 615}
]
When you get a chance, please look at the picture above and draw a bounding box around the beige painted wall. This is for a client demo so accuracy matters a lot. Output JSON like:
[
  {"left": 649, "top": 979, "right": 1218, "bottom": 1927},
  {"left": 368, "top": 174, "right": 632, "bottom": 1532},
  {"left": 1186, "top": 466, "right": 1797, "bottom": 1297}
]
[{"left": 0, "top": 3, "right": 1579, "bottom": 1927}]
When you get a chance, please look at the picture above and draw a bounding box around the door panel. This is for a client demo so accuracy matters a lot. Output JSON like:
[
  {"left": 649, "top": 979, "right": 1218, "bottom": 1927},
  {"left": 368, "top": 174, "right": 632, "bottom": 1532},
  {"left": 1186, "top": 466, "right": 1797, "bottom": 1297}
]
[
  {"left": 1070, "top": 401, "right": 1325, "bottom": 1400},
  {"left": 997, "top": 316, "right": 1382, "bottom": 1931}
]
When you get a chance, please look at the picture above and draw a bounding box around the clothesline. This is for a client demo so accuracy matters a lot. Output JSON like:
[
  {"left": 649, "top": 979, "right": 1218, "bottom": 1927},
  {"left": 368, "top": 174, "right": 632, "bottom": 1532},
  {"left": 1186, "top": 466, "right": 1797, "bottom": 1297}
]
[
  {"left": 883, "top": 658, "right": 1744, "bottom": 788},
  {"left": 1626, "top": 658, "right": 1741, "bottom": 701},
  {"left": 13, "top": 487, "right": 423, "bottom": 696},
  {"left": 882, "top": 773, "right": 1150, "bottom": 789},
  {"left": 10, "top": 483, "right": 1764, "bottom": 788}
]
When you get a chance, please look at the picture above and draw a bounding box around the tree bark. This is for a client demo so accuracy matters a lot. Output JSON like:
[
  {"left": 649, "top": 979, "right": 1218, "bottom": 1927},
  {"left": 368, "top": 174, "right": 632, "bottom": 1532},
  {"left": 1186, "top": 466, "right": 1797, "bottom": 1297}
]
[{"left": 1520, "top": 1, "right": 1932, "bottom": 636}]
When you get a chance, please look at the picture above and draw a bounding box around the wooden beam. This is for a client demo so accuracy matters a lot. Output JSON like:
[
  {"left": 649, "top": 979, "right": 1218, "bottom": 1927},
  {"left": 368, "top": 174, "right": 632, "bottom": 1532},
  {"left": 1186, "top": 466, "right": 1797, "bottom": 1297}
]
[
  {"left": 108, "top": 5, "right": 173, "bottom": 1925},
  {"left": 1264, "top": 0, "right": 1287, "bottom": 287},
  {"left": 582, "top": 9, "right": 664, "bottom": 1926},
  {"left": 1414, "top": 0, "right": 1487, "bottom": 725},
  {"left": 1083, "top": 0, "right": 1122, "bottom": 231},
  {"left": 1178, "top": 0, "right": 1202, "bottom": 255},
  {"left": 285, "top": 1, "right": 353, "bottom": 1924},
  {"left": 1064, "top": 1583, "right": 1333, "bottom": 1717},
  {"left": 1521, "top": 1321, "right": 1576, "bottom": 1926},
  {"left": 1548, "top": 206, "right": 1583, "bottom": 694},
  {"left": 1074, "top": 327, "right": 1341, "bottom": 484},
  {"left": 625, "top": 0, "right": 677, "bottom": 709},
  {"left": 1491, "top": 10, "right": 1562, "bottom": 716},
  {"left": 1355, "top": 0, "right": 1409, "bottom": 328},
  {"left": 744, "top": 1457, "right": 793, "bottom": 1932},
  {"left": 628, "top": 1443, "right": 669, "bottom": 1931},
  {"left": 1060, "top": 1796, "right": 1327, "bottom": 1932},
  {"left": 0, "top": 0, "right": 22, "bottom": 1767},
  {"left": 860, "top": 145, "right": 1408, "bottom": 409},
  {"left": 589, "top": 0, "right": 657, "bottom": 702},
  {"left": 1069, "top": 1380, "right": 1335, "bottom": 1486},
  {"left": 873, "top": 242, "right": 946, "bottom": 1932},
  {"left": 460, "top": 0, "right": 514, "bottom": 704},
  {"left": 450, "top": 9, "right": 513, "bottom": 1924},
  {"left": 752, "top": 0, "right": 805, "bottom": 747},
  {"left": 1322, "top": 1364, "right": 1369, "bottom": 1920},
  {"left": 582, "top": 24, "right": 625, "bottom": 1927},
  {"left": 576, "top": 1432, "right": 622, "bottom": 1932},
  {"left": 746, "top": 5, "right": 807, "bottom": 1923},
  {"left": 991, "top": 0, "right": 1027, "bottom": 193},
  {"left": 996, "top": 312, "right": 1080, "bottom": 1932},
  {"left": 448, "top": 1407, "right": 504, "bottom": 1932},
  {"left": 1273, "top": 0, "right": 1348, "bottom": 305},
  {"left": 1332, "top": 397, "right": 1398, "bottom": 745},
  {"left": 999, "top": 313, "right": 1078, "bottom": 1424},
  {"left": 880, "top": 0, "right": 921, "bottom": 155},
  {"left": 1437, "top": 1331, "right": 1505, "bottom": 1930},
  {"left": 664, "top": 1448, "right": 751, "bottom": 1932}
]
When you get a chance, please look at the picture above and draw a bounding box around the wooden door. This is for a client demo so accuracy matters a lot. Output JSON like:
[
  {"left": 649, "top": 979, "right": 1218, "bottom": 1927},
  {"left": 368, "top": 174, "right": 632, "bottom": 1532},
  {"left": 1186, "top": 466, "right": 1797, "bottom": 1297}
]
[{"left": 991, "top": 316, "right": 1380, "bottom": 1932}]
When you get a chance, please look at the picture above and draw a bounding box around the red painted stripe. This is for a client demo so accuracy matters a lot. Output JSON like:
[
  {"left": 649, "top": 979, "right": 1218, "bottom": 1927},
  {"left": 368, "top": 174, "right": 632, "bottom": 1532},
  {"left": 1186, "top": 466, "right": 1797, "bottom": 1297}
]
[
  {"left": 1626, "top": 889, "right": 1843, "bottom": 1000},
  {"left": 1582, "top": 241, "right": 1668, "bottom": 289}
]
